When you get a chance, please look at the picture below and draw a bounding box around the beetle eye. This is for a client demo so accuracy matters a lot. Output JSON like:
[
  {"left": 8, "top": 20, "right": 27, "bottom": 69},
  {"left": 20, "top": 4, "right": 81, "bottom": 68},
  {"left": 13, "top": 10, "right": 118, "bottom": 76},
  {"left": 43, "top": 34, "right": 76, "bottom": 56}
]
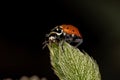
[
  {"left": 57, "top": 29, "right": 62, "bottom": 33},
  {"left": 52, "top": 28, "right": 62, "bottom": 33}
]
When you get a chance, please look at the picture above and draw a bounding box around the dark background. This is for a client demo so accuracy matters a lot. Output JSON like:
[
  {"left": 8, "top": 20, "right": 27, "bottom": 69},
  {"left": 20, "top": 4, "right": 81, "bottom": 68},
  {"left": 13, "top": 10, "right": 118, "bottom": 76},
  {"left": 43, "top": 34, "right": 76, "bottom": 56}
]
[{"left": 1, "top": 0, "right": 120, "bottom": 80}]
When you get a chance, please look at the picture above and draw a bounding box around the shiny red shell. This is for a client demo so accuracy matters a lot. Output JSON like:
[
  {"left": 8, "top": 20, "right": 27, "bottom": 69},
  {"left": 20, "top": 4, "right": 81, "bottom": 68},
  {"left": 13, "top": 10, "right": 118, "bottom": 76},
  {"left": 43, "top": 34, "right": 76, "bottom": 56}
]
[{"left": 60, "top": 24, "right": 82, "bottom": 37}]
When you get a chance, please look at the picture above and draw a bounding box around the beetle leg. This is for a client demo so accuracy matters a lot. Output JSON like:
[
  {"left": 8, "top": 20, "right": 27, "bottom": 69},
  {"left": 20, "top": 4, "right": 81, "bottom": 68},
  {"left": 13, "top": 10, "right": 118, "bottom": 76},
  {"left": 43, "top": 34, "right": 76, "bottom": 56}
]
[{"left": 74, "top": 38, "right": 83, "bottom": 47}]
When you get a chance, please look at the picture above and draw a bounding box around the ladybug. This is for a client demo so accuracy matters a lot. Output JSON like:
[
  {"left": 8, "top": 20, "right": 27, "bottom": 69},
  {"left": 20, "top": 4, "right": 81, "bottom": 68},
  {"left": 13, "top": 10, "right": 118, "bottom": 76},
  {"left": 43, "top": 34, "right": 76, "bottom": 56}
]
[{"left": 43, "top": 24, "right": 83, "bottom": 48}]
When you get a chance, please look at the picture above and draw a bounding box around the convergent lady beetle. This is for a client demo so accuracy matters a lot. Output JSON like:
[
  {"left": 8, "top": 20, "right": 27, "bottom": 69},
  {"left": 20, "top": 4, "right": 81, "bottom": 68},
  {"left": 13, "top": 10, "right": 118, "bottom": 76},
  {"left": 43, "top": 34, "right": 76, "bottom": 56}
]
[{"left": 43, "top": 24, "right": 83, "bottom": 48}]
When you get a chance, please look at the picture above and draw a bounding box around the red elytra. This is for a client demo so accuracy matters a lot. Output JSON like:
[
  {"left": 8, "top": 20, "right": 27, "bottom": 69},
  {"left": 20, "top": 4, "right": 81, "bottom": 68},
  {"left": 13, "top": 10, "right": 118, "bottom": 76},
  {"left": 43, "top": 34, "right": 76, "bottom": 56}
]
[{"left": 60, "top": 24, "right": 82, "bottom": 37}]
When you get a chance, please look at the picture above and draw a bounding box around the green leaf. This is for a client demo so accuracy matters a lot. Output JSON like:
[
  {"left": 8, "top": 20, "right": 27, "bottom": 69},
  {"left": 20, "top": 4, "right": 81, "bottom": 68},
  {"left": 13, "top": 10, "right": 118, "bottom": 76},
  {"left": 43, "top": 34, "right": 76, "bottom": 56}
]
[{"left": 47, "top": 41, "right": 101, "bottom": 80}]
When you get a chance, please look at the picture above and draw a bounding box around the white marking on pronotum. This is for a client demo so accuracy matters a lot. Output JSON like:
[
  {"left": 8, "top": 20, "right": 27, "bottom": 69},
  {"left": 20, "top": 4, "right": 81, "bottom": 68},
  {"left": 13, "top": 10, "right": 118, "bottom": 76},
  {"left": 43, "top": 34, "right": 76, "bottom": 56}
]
[
  {"left": 72, "top": 34, "right": 74, "bottom": 37},
  {"left": 59, "top": 26, "right": 63, "bottom": 28},
  {"left": 56, "top": 28, "right": 59, "bottom": 31},
  {"left": 49, "top": 32, "right": 61, "bottom": 36},
  {"left": 56, "top": 32, "right": 62, "bottom": 35},
  {"left": 63, "top": 32, "right": 66, "bottom": 36}
]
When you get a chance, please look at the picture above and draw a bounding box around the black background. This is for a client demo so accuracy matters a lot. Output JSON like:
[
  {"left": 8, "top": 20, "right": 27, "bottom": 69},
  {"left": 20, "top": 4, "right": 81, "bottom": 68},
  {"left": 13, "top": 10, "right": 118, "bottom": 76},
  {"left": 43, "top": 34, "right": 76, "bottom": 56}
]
[{"left": 1, "top": 0, "right": 120, "bottom": 80}]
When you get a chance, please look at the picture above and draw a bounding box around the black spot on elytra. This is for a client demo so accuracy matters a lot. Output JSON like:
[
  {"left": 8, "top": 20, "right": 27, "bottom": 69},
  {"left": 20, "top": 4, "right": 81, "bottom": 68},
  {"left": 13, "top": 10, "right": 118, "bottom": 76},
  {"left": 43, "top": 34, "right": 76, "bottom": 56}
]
[
  {"left": 66, "top": 27, "right": 69, "bottom": 29},
  {"left": 72, "top": 30, "right": 75, "bottom": 32}
]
